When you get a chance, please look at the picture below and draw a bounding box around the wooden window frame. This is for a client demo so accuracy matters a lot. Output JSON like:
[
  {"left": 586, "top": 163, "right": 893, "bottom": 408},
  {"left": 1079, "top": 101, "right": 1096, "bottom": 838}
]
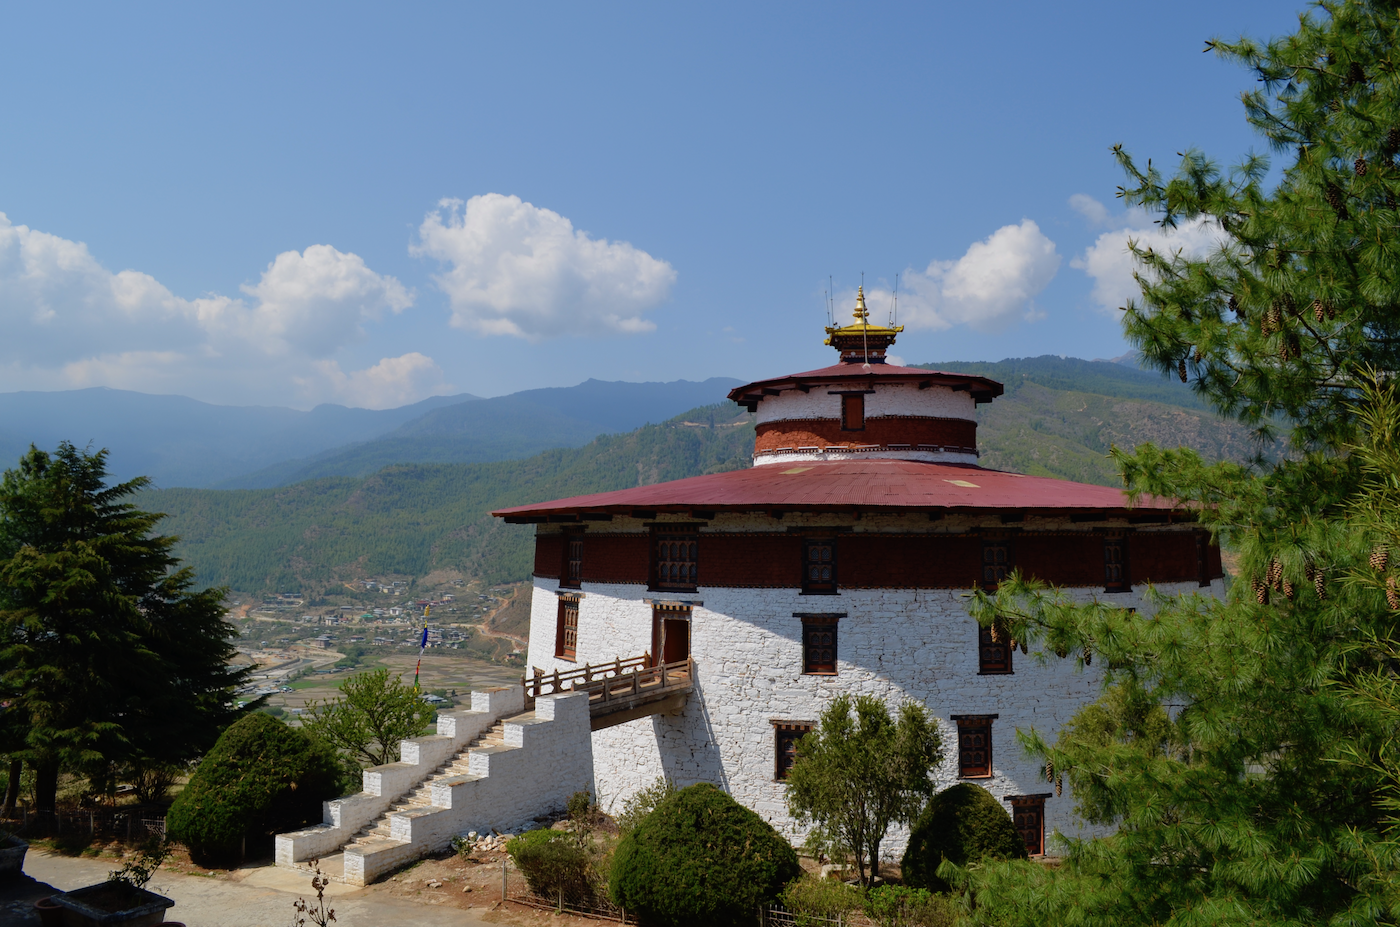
[
  {"left": 798, "top": 613, "right": 842, "bottom": 675},
  {"left": 559, "top": 530, "right": 583, "bottom": 590},
  {"left": 839, "top": 393, "right": 866, "bottom": 431},
  {"left": 801, "top": 536, "right": 838, "bottom": 594},
  {"left": 555, "top": 595, "right": 580, "bottom": 661},
  {"left": 977, "top": 624, "right": 1013, "bottom": 675},
  {"left": 650, "top": 525, "right": 699, "bottom": 592},
  {"left": 1006, "top": 793, "right": 1052, "bottom": 857},
  {"left": 773, "top": 720, "right": 814, "bottom": 781},
  {"left": 951, "top": 714, "right": 997, "bottom": 779},
  {"left": 981, "top": 535, "right": 1012, "bottom": 590},
  {"left": 1102, "top": 530, "right": 1130, "bottom": 593}
]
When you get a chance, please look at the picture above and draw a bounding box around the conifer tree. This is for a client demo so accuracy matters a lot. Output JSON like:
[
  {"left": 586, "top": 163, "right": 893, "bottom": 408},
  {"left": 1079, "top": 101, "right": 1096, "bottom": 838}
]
[
  {"left": 0, "top": 443, "right": 249, "bottom": 813},
  {"left": 956, "top": 3, "right": 1400, "bottom": 922}
]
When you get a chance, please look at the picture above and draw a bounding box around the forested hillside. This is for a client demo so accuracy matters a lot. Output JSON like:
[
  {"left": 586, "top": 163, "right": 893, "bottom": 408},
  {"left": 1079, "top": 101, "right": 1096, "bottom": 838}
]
[
  {"left": 144, "top": 405, "right": 755, "bottom": 595},
  {"left": 137, "top": 357, "right": 1282, "bottom": 595}
]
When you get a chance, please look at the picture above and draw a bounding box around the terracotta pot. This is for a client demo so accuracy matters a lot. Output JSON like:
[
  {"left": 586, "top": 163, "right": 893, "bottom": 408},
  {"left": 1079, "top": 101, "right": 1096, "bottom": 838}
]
[{"left": 33, "top": 896, "right": 65, "bottom": 927}]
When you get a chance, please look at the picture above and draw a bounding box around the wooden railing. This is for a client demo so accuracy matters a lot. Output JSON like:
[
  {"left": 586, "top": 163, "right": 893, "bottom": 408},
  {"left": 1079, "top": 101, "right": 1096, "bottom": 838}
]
[{"left": 524, "top": 654, "right": 694, "bottom": 716}]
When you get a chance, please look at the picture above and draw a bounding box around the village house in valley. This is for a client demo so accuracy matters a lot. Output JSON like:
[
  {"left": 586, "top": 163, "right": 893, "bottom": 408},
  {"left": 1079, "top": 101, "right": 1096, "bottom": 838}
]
[{"left": 494, "top": 290, "right": 1224, "bottom": 857}]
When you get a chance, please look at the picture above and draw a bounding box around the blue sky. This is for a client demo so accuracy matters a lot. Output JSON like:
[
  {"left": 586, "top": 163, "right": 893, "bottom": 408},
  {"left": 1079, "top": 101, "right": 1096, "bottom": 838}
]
[{"left": 0, "top": 1, "right": 1302, "bottom": 409}]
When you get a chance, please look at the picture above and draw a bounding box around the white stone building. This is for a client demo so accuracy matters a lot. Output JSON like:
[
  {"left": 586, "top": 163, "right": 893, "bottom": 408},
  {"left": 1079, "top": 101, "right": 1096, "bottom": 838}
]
[{"left": 495, "top": 291, "right": 1223, "bottom": 858}]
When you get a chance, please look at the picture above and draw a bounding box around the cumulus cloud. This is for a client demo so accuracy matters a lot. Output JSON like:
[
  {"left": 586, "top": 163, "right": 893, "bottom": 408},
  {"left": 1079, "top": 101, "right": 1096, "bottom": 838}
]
[
  {"left": 0, "top": 212, "right": 442, "bottom": 408},
  {"left": 862, "top": 220, "right": 1060, "bottom": 334},
  {"left": 412, "top": 194, "right": 676, "bottom": 340},
  {"left": 1069, "top": 196, "right": 1229, "bottom": 314}
]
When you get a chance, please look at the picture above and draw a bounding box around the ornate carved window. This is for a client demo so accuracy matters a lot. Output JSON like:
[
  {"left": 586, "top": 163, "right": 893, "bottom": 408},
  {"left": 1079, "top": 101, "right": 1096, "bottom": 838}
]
[
  {"left": 773, "top": 720, "right": 814, "bottom": 780},
  {"left": 1103, "top": 531, "right": 1129, "bottom": 593},
  {"left": 841, "top": 393, "right": 865, "bottom": 431},
  {"left": 802, "top": 537, "right": 837, "bottom": 594},
  {"left": 559, "top": 532, "right": 583, "bottom": 589},
  {"left": 951, "top": 714, "right": 996, "bottom": 778},
  {"left": 1007, "top": 794, "right": 1051, "bottom": 856},
  {"left": 981, "top": 536, "right": 1011, "bottom": 589},
  {"left": 651, "top": 527, "right": 699, "bottom": 591},
  {"left": 555, "top": 595, "right": 579, "bottom": 661},
  {"left": 978, "top": 624, "right": 1013, "bottom": 675},
  {"left": 799, "top": 614, "right": 841, "bottom": 675}
]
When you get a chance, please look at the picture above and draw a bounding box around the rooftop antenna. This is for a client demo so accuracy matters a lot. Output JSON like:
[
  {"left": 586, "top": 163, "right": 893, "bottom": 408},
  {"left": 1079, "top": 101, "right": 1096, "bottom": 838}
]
[
  {"left": 825, "top": 276, "right": 834, "bottom": 327},
  {"left": 861, "top": 271, "right": 870, "bottom": 367},
  {"left": 890, "top": 273, "right": 899, "bottom": 328}
]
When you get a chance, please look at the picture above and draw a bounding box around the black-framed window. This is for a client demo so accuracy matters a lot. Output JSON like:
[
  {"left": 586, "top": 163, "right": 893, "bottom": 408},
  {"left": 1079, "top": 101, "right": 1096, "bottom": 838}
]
[
  {"left": 841, "top": 393, "right": 865, "bottom": 431},
  {"left": 560, "top": 532, "right": 583, "bottom": 589},
  {"left": 1103, "top": 531, "right": 1129, "bottom": 593},
  {"left": 800, "top": 614, "right": 840, "bottom": 674},
  {"left": 982, "top": 537, "right": 1011, "bottom": 589},
  {"left": 1007, "top": 794, "right": 1051, "bottom": 856},
  {"left": 555, "top": 596, "right": 579, "bottom": 661},
  {"left": 978, "top": 624, "right": 1012, "bottom": 675},
  {"left": 651, "top": 527, "right": 699, "bottom": 591},
  {"left": 951, "top": 714, "right": 997, "bottom": 778},
  {"left": 802, "top": 537, "right": 837, "bottom": 594},
  {"left": 773, "top": 721, "right": 814, "bottom": 780}
]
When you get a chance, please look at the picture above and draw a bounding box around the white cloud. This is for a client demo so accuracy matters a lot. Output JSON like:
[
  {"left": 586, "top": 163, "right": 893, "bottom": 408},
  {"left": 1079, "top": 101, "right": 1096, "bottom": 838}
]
[
  {"left": 864, "top": 220, "right": 1060, "bottom": 334},
  {"left": 1069, "top": 193, "right": 1112, "bottom": 227},
  {"left": 412, "top": 194, "right": 676, "bottom": 340},
  {"left": 0, "top": 212, "right": 442, "bottom": 408},
  {"left": 1069, "top": 197, "right": 1228, "bottom": 314}
]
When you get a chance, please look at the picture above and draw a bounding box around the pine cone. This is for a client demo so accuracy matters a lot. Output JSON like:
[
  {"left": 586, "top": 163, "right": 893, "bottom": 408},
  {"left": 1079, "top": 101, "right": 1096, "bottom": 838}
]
[
  {"left": 1083, "top": 644, "right": 1093, "bottom": 666},
  {"left": 1390, "top": 193, "right": 1398, "bottom": 211},
  {"left": 1348, "top": 61, "right": 1366, "bottom": 86},
  {"left": 1178, "top": 359, "right": 1188, "bottom": 383},
  {"left": 1228, "top": 294, "right": 1240, "bottom": 315},
  {"left": 1371, "top": 545, "right": 1390, "bottom": 571},
  {"left": 1283, "top": 579, "right": 1294, "bottom": 600},
  {"left": 1313, "top": 299, "right": 1325, "bottom": 322},
  {"left": 1315, "top": 570, "right": 1327, "bottom": 600},
  {"left": 1267, "top": 558, "right": 1283, "bottom": 588},
  {"left": 1389, "top": 576, "right": 1400, "bottom": 610},
  {"left": 1328, "top": 303, "right": 1338, "bottom": 320},
  {"left": 1252, "top": 578, "right": 1269, "bottom": 604},
  {"left": 1055, "top": 775, "right": 1063, "bottom": 797},
  {"left": 1325, "top": 182, "right": 1348, "bottom": 219},
  {"left": 1045, "top": 760, "right": 1055, "bottom": 784},
  {"left": 1388, "top": 127, "right": 1400, "bottom": 152},
  {"left": 1356, "top": 157, "right": 1369, "bottom": 176},
  {"left": 1193, "top": 347, "right": 1203, "bottom": 364},
  {"left": 1019, "top": 638, "right": 1028, "bottom": 655},
  {"left": 1264, "top": 305, "right": 1282, "bottom": 333}
]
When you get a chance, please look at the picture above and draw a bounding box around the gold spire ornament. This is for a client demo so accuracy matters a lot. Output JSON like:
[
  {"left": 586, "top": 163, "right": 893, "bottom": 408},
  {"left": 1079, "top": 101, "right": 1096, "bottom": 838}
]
[{"left": 824, "top": 286, "right": 904, "bottom": 364}]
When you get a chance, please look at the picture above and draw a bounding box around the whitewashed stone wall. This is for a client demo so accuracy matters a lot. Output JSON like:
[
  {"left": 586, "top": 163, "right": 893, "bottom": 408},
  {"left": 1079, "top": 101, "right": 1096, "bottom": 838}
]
[
  {"left": 754, "top": 382, "right": 976, "bottom": 425},
  {"left": 527, "top": 573, "right": 1226, "bottom": 857}
]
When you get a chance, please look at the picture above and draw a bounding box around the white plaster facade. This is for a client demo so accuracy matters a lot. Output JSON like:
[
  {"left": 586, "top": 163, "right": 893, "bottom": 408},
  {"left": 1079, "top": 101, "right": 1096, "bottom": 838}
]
[
  {"left": 525, "top": 515, "right": 1225, "bottom": 858},
  {"left": 752, "top": 445, "right": 979, "bottom": 467},
  {"left": 753, "top": 381, "right": 977, "bottom": 426}
]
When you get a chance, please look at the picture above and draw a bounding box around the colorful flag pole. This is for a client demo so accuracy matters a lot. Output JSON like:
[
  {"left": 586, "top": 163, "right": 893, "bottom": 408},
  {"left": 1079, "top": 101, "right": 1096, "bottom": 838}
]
[{"left": 414, "top": 604, "right": 429, "bottom": 693}]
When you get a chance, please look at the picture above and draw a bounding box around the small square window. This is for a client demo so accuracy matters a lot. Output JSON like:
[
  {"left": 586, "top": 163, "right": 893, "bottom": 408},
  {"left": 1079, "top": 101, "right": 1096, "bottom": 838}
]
[
  {"left": 841, "top": 394, "right": 865, "bottom": 431},
  {"left": 802, "top": 537, "right": 837, "bottom": 594},
  {"left": 652, "top": 528, "right": 699, "bottom": 591},
  {"left": 1007, "top": 794, "right": 1050, "bottom": 856},
  {"left": 801, "top": 615, "right": 840, "bottom": 674},
  {"left": 773, "top": 721, "right": 814, "bottom": 780},
  {"left": 978, "top": 624, "right": 1013, "bottom": 675},
  {"left": 555, "top": 596, "right": 579, "bottom": 661},
  {"left": 1103, "top": 531, "right": 1129, "bottom": 593},
  {"left": 982, "top": 538, "right": 1011, "bottom": 589},
  {"left": 951, "top": 714, "right": 996, "bottom": 778}
]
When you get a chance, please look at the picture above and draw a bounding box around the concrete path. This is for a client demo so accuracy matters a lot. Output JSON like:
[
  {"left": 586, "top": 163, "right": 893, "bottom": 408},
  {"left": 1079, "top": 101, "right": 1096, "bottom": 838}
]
[{"left": 0, "top": 850, "right": 500, "bottom": 926}]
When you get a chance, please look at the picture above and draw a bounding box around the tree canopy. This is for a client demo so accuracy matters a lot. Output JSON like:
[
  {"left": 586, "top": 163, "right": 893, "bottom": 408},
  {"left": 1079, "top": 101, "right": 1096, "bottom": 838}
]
[
  {"left": 958, "top": 3, "right": 1400, "bottom": 922},
  {"left": 0, "top": 442, "right": 249, "bottom": 812},
  {"left": 300, "top": 667, "right": 436, "bottom": 773}
]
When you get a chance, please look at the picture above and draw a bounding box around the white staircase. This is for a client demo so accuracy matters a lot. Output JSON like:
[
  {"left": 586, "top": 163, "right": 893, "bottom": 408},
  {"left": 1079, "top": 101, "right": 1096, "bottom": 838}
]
[{"left": 275, "top": 686, "right": 593, "bottom": 886}]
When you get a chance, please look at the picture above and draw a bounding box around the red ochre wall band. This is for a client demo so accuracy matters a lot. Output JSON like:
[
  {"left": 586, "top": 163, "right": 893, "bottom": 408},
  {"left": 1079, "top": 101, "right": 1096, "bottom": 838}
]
[
  {"left": 754, "top": 417, "right": 977, "bottom": 453},
  {"left": 532, "top": 530, "right": 1222, "bottom": 588}
]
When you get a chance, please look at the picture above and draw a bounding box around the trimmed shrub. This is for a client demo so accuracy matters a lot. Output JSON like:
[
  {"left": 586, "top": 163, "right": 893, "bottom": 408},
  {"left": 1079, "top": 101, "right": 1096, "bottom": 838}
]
[
  {"left": 166, "top": 712, "right": 341, "bottom": 867},
  {"left": 610, "top": 782, "right": 801, "bottom": 927},
  {"left": 780, "top": 877, "right": 862, "bottom": 925},
  {"left": 506, "top": 829, "right": 594, "bottom": 904},
  {"left": 900, "top": 783, "right": 1027, "bottom": 892}
]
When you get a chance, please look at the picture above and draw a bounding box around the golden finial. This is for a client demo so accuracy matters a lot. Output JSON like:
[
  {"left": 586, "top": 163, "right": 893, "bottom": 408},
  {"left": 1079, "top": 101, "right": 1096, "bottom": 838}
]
[
  {"left": 824, "top": 282, "right": 902, "bottom": 362},
  {"left": 853, "top": 286, "right": 869, "bottom": 323}
]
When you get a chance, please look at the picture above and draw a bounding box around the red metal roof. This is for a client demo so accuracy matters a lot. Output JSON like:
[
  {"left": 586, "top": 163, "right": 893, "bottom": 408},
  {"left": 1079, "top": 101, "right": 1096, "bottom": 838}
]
[
  {"left": 493, "top": 459, "right": 1177, "bottom": 522},
  {"left": 727, "top": 362, "right": 1004, "bottom": 409}
]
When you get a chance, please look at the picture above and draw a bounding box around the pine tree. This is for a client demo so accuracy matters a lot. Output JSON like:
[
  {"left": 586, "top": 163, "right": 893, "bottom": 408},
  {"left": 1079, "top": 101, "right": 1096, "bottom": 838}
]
[
  {"left": 0, "top": 443, "right": 250, "bottom": 813},
  {"left": 954, "top": 3, "right": 1400, "bottom": 922}
]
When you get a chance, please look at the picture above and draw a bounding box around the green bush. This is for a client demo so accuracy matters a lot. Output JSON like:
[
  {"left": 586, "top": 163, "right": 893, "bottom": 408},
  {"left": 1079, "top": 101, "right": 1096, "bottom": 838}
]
[
  {"left": 506, "top": 829, "right": 595, "bottom": 904},
  {"left": 900, "top": 783, "right": 1027, "bottom": 892},
  {"left": 610, "top": 782, "right": 801, "bottom": 927},
  {"left": 166, "top": 712, "right": 342, "bottom": 867},
  {"left": 864, "top": 885, "right": 958, "bottom": 927},
  {"left": 615, "top": 776, "right": 675, "bottom": 836},
  {"left": 780, "top": 877, "right": 862, "bottom": 925}
]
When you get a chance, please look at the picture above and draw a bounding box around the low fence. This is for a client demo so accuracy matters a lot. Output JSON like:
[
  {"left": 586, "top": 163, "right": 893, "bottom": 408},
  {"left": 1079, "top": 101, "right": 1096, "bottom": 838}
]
[
  {"left": 510, "top": 893, "right": 636, "bottom": 923},
  {"left": 7, "top": 808, "right": 166, "bottom": 840},
  {"left": 760, "top": 905, "right": 876, "bottom": 927}
]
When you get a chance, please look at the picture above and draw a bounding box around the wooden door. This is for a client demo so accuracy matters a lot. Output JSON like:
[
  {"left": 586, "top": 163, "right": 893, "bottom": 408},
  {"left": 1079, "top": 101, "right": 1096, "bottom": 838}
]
[{"left": 651, "top": 607, "right": 691, "bottom": 665}]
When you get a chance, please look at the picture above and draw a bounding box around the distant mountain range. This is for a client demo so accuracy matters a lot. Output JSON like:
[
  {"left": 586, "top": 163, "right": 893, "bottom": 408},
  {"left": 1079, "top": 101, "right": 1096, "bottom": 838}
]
[
  {"left": 133, "top": 355, "right": 1284, "bottom": 596},
  {"left": 0, "top": 378, "right": 743, "bottom": 489}
]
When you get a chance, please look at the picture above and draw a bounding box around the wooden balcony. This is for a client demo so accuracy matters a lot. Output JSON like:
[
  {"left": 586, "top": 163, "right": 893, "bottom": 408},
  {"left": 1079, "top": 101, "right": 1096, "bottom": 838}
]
[{"left": 523, "top": 655, "right": 694, "bottom": 730}]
